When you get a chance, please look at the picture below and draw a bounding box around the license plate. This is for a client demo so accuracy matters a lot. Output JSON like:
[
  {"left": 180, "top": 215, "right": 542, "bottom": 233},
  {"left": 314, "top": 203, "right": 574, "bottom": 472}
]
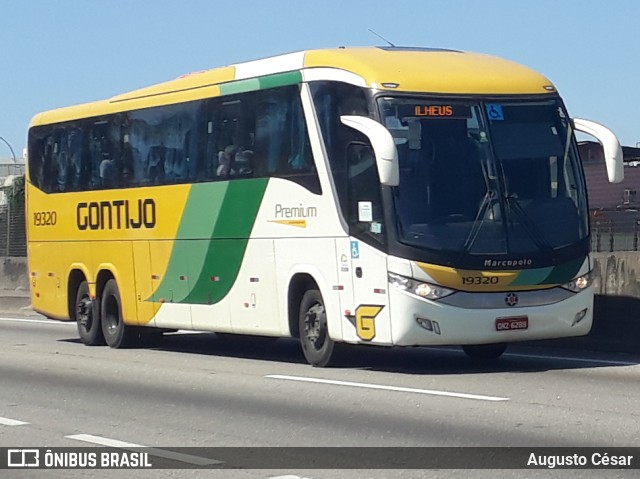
[{"left": 495, "top": 316, "right": 528, "bottom": 331}]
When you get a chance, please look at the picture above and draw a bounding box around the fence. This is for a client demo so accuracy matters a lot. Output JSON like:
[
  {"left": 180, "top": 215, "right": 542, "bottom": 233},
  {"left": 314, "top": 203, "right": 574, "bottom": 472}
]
[
  {"left": 591, "top": 210, "right": 640, "bottom": 252},
  {"left": 0, "top": 184, "right": 26, "bottom": 257}
]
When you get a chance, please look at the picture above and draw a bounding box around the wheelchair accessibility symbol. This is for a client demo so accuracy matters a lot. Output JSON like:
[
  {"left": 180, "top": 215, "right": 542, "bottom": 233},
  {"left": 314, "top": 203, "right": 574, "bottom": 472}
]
[
  {"left": 351, "top": 241, "right": 360, "bottom": 259},
  {"left": 486, "top": 104, "right": 504, "bottom": 121}
]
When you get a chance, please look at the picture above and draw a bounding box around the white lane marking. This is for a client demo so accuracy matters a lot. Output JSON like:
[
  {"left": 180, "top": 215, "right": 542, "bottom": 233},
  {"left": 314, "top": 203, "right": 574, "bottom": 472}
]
[
  {"left": 0, "top": 416, "right": 29, "bottom": 426},
  {"left": 0, "top": 317, "right": 74, "bottom": 326},
  {"left": 65, "top": 434, "right": 221, "bottom": 466},
  {"left": 270, "top": 476, "right": 313, "bottom": 479},
  {"left": 505, "top": 352, "right": 639, "bottom": 366},
  {"left": 266, "top": 374, "right": 509, "bottom": 402}
]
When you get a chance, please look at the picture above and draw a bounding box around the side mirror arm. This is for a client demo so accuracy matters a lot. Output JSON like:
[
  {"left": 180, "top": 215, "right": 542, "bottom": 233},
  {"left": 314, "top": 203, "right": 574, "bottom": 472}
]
[
  {"left": 573, "top": 118, "right": 623, "bottom": 184},
  {"left": 340, "top": 115, "right": 399, "bottom": 186}
]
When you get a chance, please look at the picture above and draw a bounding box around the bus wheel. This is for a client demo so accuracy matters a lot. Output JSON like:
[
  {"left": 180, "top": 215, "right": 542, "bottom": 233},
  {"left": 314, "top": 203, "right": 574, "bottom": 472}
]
[
  {"left": 462, "top": 343, "right": 507, "bottom": 360},
  {"left": 299, "top": 289, "right": 335, "bottom": 367},
  {"left": 75, "top": 281, "right": 104, "bottom": 346},
  {"left": 100, "top": 279, "right": 134, "bottom": 348}
]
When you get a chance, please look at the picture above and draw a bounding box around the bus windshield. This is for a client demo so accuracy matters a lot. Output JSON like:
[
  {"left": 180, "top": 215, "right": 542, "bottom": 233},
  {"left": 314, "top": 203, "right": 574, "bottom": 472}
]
[{"left": 378, "top": 97, "right": 588, "bottom": 256}]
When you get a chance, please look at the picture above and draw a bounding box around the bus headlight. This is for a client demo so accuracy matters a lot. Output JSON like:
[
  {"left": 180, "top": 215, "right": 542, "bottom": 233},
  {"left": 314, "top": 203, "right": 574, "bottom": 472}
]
[
  {"left": 561, "top": 272, "right": 592, "bottom": 293},
  {"left": 388, "top": 273, "right": 454, "bottom": 300}
]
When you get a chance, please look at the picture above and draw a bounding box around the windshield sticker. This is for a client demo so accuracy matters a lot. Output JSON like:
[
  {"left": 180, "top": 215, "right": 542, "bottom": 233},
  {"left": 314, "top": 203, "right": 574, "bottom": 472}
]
[
  {"left": 358, "top": 201, "right": 373, "bottom": 222},
  {"left": 486, "top": 104, "right": 504, "bottom": 121}
]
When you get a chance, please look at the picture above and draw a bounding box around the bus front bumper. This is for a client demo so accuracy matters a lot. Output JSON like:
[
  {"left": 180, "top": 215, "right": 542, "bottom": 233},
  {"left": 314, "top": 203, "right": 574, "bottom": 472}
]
[{"left": 389, "top": 286, "right": 593, "bottom": 346}]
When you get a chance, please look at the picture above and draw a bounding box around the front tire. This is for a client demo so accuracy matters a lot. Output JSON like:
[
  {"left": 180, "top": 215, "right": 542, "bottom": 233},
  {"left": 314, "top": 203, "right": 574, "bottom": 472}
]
[
  {"left": 299, "top": 289, "right": 335, "bottom": 367},
  {"left": 101, "top": 279, "right": 135, "bottom": 348},
  {"left": 75, "top": 281, "right": 104, "bottom": 346},
  {"left": 462, "top": 343, "right": 508, "bottom": 360}
]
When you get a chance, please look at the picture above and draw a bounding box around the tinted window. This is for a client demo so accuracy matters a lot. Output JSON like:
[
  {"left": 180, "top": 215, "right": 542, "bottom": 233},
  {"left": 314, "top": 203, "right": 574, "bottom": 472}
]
[
  {"left": 28, "top": 85, "right": 320, "bottom": 194},
  {"left": 311, "top": 81, "right": 385, "bottom": 244}
]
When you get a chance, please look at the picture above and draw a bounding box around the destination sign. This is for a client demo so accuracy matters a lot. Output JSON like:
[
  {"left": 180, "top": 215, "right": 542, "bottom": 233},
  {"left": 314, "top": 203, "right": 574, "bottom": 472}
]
[{"left": 398, "top": 104, "right": 472, "bottom": 119}]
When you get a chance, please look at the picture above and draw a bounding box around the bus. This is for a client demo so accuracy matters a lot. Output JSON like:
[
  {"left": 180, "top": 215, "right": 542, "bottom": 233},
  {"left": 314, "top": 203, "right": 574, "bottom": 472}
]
[{"left": 27, "top": 47, "right": 623, "bottom": 366}]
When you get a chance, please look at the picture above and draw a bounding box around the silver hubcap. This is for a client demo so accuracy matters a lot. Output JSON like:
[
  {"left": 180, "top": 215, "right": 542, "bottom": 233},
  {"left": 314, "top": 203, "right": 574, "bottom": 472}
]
[
  {"left": 77, "top": 297, "right": 92, "bottom": 330},
  {"left": 304, "top": 303, "right": 325, "bottom": 349}
]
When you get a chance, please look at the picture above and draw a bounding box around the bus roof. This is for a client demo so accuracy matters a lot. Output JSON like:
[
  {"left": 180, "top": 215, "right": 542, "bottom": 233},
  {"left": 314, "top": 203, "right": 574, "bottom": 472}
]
[{"left": 30, "top": 46, "right": 555, "bottom": 127}]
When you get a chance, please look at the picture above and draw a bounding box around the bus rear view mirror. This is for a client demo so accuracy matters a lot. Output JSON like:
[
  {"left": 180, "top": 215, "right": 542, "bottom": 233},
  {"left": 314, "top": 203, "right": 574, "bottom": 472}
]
[
  {"left": 340, "top": 115, "right": 399, "bottom": 186},
  {"left": 572, "top": 118, "right": 624, "bottom": 184}
]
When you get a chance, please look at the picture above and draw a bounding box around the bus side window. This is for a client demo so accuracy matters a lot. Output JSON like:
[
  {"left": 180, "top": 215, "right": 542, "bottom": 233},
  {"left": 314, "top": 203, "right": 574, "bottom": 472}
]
[
  {"left": 28, "top": 136, "right": 45, "bottom": 190},
  {"left": 53, "top": 132, "right": 67, "bottom": 192},
  {"left": 211, "top": 97, "right": 253, "bottom": 180},
  {"left": 346, "top": 140, "right": 385, "bottom": 244},
  {"left": 255, "top": 95, "right": 287, "bottom": 174},
  {"left": 127, "top": 102, "right": 198, "bottom": 186},
  {"left": 119, "top": 133, "right": 134, "bottom": 187},
  {"left": 201, "top": 119, "right": 217, "bottom": 180},
  {"left": 287, "top": 91, "right": 314, "bottom": 174},
  {"left": 253, "top": 86, "right": 320, "bottom": 193},
  {"left": 311, "top": 82, "right": 372, "bottom": 208}
]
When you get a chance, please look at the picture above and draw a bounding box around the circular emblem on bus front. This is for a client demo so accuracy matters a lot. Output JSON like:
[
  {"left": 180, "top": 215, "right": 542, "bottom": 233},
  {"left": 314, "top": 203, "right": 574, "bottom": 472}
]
[{"left": 505, "top": 293, "right": 519, "bottom": 307}]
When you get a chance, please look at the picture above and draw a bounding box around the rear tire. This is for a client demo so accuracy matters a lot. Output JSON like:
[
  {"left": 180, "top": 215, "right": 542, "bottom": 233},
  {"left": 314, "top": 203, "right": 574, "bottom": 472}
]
[
  {"left": 75, "top": 281, "right": 104, "bottom": 346},
  {"left": 462, "top": 343, "right": 508, "bottom": 360},
  {"left": 101, "top": 279, "right": 136, "bottom": 348},
  {"left": 299, "top": 289, "right": 335, "bottom": 367}
]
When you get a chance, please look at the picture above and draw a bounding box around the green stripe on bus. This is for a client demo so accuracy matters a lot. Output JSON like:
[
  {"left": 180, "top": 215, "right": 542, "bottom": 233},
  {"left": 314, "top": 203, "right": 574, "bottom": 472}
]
[
  {"left": 183, "top": 178, "right": 268, "bottom": 304},
  {"left": 509, "top": 258, "right": 584, "bottom": 287},
  {"left": 219, "top": 71, "right": 302, "bottom": 96},
  {"left": 220, "top": 78, "right": 261, "bottom": 95},
  {"left": 258, "top": 71, "right": 303, "bottom": 89},
  {"left": 149, "top": 178, "right": 268, "bottom": 305},
  {"left": 178, "top": 182, "right": 229, "bottom": 238},
  {"left": 509, "top": 266, "right": 554, "bottom": 287},
  {"left": 541, "top": 257, "right": 584, "bottom": 285}
]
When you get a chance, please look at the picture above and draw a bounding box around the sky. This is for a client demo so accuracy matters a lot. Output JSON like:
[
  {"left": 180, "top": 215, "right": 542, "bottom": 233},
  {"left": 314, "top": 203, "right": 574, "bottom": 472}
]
[{"left": 1, "top": 0, "right": 638, "bottom": 161}]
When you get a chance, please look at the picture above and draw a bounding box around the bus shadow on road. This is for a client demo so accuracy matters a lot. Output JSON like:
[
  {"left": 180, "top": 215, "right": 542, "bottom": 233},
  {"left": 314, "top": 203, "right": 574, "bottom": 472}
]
[
  {"left": 337, "top": 344, "right": 640, "bottom": 375},
  {"left": 148, "top": 332, "right": 310, "bottom": 365},
  {"left": 131, "top": 331, "right": 640, "bottom": 375}
]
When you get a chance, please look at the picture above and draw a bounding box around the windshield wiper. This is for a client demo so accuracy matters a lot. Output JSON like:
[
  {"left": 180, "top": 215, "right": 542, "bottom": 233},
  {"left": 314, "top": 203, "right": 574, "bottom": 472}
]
[
  {"left": 460, "top": 150, "right": 500, "bottom": 254},
  {"left": 505, "top": 195, "right": 554, "bottom": 252},
  {"left": 461, "top": 190, "right": 494, "bottom": 253}
]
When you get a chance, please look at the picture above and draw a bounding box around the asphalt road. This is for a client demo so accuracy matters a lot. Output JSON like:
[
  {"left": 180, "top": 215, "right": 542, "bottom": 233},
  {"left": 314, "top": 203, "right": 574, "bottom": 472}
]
[{"left": 1, "top": 313, "right": 640, "bottom": 479}]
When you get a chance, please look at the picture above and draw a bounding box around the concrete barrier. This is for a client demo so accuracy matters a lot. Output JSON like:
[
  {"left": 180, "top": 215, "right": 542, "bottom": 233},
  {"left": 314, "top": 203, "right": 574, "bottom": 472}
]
[
  {"left": 0, "top": 256, "right": 30, "bottom": 313},
  {"left": 0, "top": 289, "right": 31, "bottom": 314},
  {"left": 0, "top": 256, "right": 28, "bottom": 291},
  {"left": 592, "top": 251, "right": 640, "bottom": 297},
  {"left": 567, "top": 252, "right": 640, "bottom": 354}
]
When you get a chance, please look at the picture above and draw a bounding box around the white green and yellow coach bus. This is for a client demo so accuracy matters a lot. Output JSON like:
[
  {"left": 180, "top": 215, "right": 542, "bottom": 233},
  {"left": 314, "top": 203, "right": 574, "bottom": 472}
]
[{"left": 27, "top": 47, "right": 623, "bottom": 366}]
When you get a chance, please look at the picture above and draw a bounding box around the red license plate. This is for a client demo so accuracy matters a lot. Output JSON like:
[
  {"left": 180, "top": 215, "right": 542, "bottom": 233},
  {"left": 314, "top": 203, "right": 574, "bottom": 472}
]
[{"left": 495, "top": 316, "right": 529, "bottom": 331}]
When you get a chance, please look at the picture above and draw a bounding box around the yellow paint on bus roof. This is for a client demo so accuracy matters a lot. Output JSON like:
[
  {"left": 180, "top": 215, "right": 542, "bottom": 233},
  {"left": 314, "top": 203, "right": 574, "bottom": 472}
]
[
  {"left": 29, "top": 82, "right": 226, "bottom": 127},
  {"left": 30, "top": 66, "right": 235, "bottom": 127},
  {"left": 304, "top": 47, "right": 554, "bottom": 94},
  {"left": 30, "top": 47, "right": 554, "bottom": 127},
  {"left": 109, "top": 66, "right": 236, "bottom": 102}
]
